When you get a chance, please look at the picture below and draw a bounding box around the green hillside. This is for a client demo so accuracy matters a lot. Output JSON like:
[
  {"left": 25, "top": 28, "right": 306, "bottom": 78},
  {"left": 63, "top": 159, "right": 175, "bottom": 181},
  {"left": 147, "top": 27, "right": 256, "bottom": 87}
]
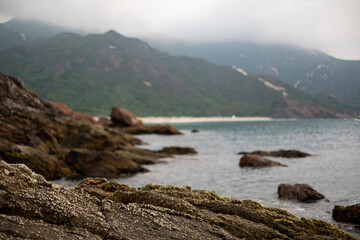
[
  {"left": 0, "top": 27, "right": 26, "bottom": 51},
  {"left": 0, "top": 30, "right": 354, "bottom": 117},
  {"left": 149, "top": 41, "right": 360, "bottom": 107},
  {"left": 0, "top": 19, "right": 69, "bottom": 51}
]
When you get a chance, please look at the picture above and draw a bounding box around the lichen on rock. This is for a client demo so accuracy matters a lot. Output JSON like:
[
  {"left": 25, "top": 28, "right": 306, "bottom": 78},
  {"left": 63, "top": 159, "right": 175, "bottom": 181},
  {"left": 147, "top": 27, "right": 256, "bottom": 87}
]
[{"left": 0, "top": 161, "right": 356, "bottom": 239}]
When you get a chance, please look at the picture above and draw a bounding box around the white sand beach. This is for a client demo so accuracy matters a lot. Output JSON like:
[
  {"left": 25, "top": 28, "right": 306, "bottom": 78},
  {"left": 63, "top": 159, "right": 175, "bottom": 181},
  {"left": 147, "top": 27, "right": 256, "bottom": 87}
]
[{"left": 140, "top": 116, "right": 273, "bottom": 124}]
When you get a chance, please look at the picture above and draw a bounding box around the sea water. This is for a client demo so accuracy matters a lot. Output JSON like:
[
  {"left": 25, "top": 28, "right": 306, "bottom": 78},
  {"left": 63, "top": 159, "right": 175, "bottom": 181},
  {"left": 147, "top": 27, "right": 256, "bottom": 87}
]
[{"left": 117, "top": 119, "right": 360, "bottom": 237}]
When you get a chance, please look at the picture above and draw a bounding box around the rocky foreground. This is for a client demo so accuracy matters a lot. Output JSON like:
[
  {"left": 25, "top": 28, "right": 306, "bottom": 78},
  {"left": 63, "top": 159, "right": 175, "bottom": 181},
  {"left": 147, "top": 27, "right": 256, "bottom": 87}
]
[{"left": 0, "top": 160, "right": 356, "bottom": 240}]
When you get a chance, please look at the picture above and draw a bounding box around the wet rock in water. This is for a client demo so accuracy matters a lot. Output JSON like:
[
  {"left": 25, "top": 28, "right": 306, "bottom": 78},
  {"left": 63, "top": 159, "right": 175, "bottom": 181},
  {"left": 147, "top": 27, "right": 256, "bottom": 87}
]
[
  {"left": 124, "top": 124, "right": 182, "bottom": 135},
  {"left": 238, "top": 149, "right": 311, "bottom": 158},
  {"left": 159, "top": 146, "right": 197, "bottom": 155},
  {"left": 0, "top": 161, "right": 356, "bottom": 240},
  {"left": 278, "top": 183, "right": 326, "bottom": 203},
  {"left": 192, "top": 129, "right": 199, "bottom": 133},
  {"left": 110, "top": 107, "right": 143, "bottom": 127},
  {"left": 332, "top": 204, "right": 360, "bottom": 224},
  {"left": 65, "top": 149, "right": 148, "bottom": 177},
  {"left": 239, "top": 154, "right": 287, "bottom": 168}
]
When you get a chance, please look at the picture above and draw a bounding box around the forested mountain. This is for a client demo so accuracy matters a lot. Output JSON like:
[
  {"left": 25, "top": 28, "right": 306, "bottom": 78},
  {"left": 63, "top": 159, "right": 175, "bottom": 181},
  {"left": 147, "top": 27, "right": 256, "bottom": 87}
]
[
  {"left": 0, "top": 18, "right": 69, "bottom": 51},
  {"left": 0, "top": 24, "right": 355, "bottom": 117},
  {"left": 149, "top": 41, "right": 360, "bottom": 107}
]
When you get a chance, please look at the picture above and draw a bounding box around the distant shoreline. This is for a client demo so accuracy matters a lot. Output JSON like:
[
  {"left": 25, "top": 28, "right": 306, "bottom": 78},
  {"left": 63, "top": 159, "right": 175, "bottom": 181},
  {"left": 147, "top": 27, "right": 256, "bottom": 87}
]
[{"left": 140, "top": 116, "right": 273, "bottom": 124}]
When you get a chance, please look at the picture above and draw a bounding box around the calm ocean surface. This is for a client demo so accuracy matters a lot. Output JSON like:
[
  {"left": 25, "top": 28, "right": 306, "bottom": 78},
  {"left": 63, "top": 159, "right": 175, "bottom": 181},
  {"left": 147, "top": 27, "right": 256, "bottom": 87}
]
[
  {"left": 55, "top": 119, "right": 360, "bottom": 237},
  {"left": 118, "top": 119, "right": 360, "bottom": 237}
]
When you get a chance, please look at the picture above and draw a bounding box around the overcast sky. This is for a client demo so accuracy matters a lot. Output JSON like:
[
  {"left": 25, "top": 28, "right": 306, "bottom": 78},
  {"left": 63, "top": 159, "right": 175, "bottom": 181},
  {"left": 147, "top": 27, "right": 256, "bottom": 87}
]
[{"left": 0, "top": 0, "right": 359, "bottom": 60}]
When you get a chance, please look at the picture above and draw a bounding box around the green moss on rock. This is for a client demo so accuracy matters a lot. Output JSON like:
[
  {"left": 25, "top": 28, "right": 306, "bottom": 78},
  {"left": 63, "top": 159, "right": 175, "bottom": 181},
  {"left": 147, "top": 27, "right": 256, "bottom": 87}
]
[{"left": 75, "top": 178, "right": 356, "bottom": 240}]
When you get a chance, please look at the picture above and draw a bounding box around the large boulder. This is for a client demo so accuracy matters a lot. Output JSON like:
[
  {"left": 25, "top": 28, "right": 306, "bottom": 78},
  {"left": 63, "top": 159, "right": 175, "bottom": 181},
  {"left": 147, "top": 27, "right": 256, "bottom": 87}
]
[
  {"left": 0, "top": 161, "right": 355, "bottom": 240},
  {"left": 238, "top": 150, "right": 311, "bottom": 158},
  {"left": 278, "top": 184, "right": 326, "bottom": 203},
  {"left": 110, "top": 107, "right": 143, "bottom": 127},
  {"left": 333, "top": 204, "right": 360, "bottom": 224},
  {"left": 239, "top": 154, "right": 287, "bottom": 168},
  {"left": 106, "top": 106, "right": 182, "bottom": 135}
]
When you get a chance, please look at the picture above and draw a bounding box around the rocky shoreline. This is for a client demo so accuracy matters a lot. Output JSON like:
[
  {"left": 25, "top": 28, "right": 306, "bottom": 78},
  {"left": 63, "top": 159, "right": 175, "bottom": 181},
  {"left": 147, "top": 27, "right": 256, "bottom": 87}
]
[
  {"left": 0, "top": 72, "right": 358, "bottom": 239},
  {"left": 0, "top": 73, "right": 185, "bottom": 180}
]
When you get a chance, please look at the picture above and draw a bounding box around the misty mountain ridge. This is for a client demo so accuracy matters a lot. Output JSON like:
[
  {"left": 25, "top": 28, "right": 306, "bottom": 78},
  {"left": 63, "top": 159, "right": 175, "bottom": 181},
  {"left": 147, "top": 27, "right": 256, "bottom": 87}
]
[
  {"left": 0, "top": 25, "right": 355, "bottom": 118},
  {"left": 0, "top": 19, "right": 357, "bottom": 117},
  {"left": 0, "top": 18, "right": 84, "bottom": 51},
  {"left": 148, "top": 40, "right": 360, "bottom": 107}
]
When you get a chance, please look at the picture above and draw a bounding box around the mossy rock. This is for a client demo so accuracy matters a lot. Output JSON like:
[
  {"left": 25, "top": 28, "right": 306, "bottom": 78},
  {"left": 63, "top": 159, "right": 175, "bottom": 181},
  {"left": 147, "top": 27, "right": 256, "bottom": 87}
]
[{"left": 75, "top": 179, "right": 356, "bottom": 240}]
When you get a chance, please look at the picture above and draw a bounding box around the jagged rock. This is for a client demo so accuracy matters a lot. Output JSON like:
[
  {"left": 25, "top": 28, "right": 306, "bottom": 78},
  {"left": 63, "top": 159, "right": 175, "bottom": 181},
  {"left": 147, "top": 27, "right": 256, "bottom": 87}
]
[
  {"left": 26, "top": 128, "right": 60, "bottom": 153},
  {"left": 61, "top": 131, "right": 142, "bottom": 151},
  {"left": 158, "top": 146, "right": 197, "bottom": 155},
  {"left": 0, "top": 161, "right": 112, "bottom": 238},
  {"left": 0, "top": 160, "right": 51, "bottom": 192},
  {"left": 333, "top": 204, "right": 360, "bottom": 224},
  {"left": 0, "top": 161, "right": 355, "bottom": 240},
  {"left": 192, "top": 129, "right": 199, "bottom": 133},
  {"left": 0, "top": 72, "right": 137, "bottom": 145},
  {"left": 48, "top": 100, "right": 96, "bottom": 123},
  {"left": 0, "top": 72, "right": 163, "bottom": 179},
  {"left": 111, "top": 107, "right": 143, "bottom": 127},
  {"left": 239, "top": 154, "right": 287, "bottom": 168},
  {"left": 0, "top": 139, "right": 75, "bottom": 180},
  {"left": 65, "top": 149, "right": 148, "bottom": 177},
  {"left": 0, "top": 215, "right": 102, "bottom": 240},
  {"left": 278, "top": 184, "right": 326, "bottom": 203},
  {"left": 238, "top": 150, "right": 311, "bottom": 158}
]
